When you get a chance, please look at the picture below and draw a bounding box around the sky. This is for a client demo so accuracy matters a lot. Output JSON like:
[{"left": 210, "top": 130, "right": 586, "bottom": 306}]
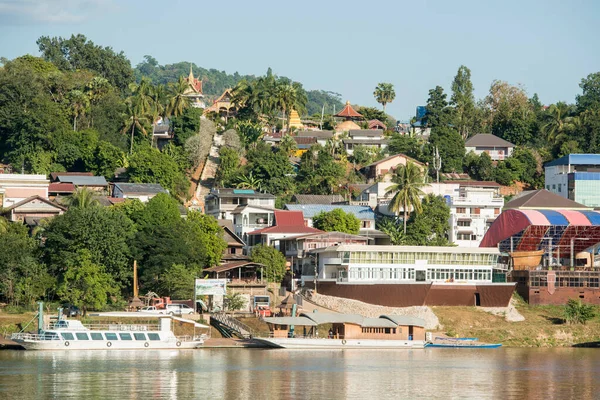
[{"left": 0, "top": 0, "right": 599, "bottom": 120}]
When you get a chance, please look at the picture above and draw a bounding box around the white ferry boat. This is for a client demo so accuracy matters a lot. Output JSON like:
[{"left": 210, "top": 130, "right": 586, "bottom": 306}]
[
  {"left": 11, "top": 308, "right": 207, "bottom": 350},
  {"left": 255, "top": 312, "right": 428, "bottom": 349}
]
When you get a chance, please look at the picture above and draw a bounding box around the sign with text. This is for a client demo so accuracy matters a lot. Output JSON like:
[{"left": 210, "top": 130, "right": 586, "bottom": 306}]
[{"left": 195, "top": 279, "right": 227, "bottom": 296}]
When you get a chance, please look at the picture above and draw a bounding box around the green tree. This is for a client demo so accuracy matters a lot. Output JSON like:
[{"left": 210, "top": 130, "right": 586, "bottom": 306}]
[
  {"left": 296, "top": 145, "right": 345, "bottom": 195},
  {"left": 171, "top": 107, "right": 202, "bottom": 146},
  {"left": 450, "top": 65, "right": 475, "bottom": 139},
  {"left": 250, "top": 244, "right": 287, "bottom": 283},
  {"left": 236, "top": 171, "right": 263, "bottom": 190},
  {"left": 127, "top": 148, "right": 189, "bottom": 197},
  {"left": 225, "top": 292, "right": 246, "bottom": 312},
  {"left": 167, "top": 76, "right": 191, "bottom": 117},
  {"left": 404, "top": 194, "right": 451, "bottom": 246},
  {"left": 37, "top": 34, "right": 134, "bottom": 90},
  {"left": 352, "top": 145, "right": 375, "bottom": 166},
  {"left": 576, "top": 72, "right": 600, "bottom": 112},
  {"left": 122, "top": 96, "right": 149, "bottom": 154},
  {"left": 67, "top": 187, "right": 100, "bottom": 209},
  {"left": 186, "top": 211, "right": 227, "bottom": 268},
  {"left": 485, "top": 80, "right": 535, "bottom": 145},
  {"left": 385, "top": 162, "right": 426, "bottom": 234},
  {"left": 43, "top": 206, "right": 135, "bottom": 290},
  {"left": 423, "top": 86, "right": 452, "bottom": 128},
  {"left": 236, "top": 120, "right": 263, "bottom": 149},
  {"left": 313, "top": 208, "right": 360, "bottom": 234},
  {"left": 245, "top": 142, "right": 296, "bottom": 196},
  {"left": 57, "top": 250, "right": 117, "bottom": 315},
  {"left": 159, "top": 264, "right": 196, "bottom": 299},
  {"left": 564, "top": 299, "right": 596, "bottom": 325},
  {"left": 429, "top": 126, "right": 465, "bottom": 172},
  {"left": 216, "top": 147, "right": 241, "bottom": 187},
  {"left": 373, "top": 83, "right": 396, "bottom": 113},
  {"left": 376, "top": 216, "right": 405, "bottom": 245}
]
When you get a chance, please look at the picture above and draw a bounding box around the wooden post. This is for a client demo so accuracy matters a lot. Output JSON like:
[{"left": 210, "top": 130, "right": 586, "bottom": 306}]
[{"left": 133, "top": 260, "right": 138, "bottom": 298}]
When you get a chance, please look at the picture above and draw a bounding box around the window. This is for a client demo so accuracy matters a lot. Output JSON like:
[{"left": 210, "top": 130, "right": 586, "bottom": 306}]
[
  {"left": 105, "top": 332, "right": 118, "bottom": 340},
  {"left": 471, "top": 208, "right": 481, "bottom": 215},
  {"left": 457, "top": 220, "right": 470, "bottom": 227},
  {"left": 558, "top": 183, "right": 562, "bottom": 192},
  {"left": 471, "top": 235, "right": 477, "bottom": 240},
  {"left": 148, "top": 333, "right": 161, "bottom": 341},
  {"left": 494, "top": 208, "right": 500, "bottom": 215},
  {"left": 119, "top": 333, "right": 132, "bottom": 341},
  {"left": 90, "top": 333, "right": 103, "bottom": 340},
  {"left": 456, "top": 207, "right": 466, "bottom": 214},
  {"left": 552, "top": 184, "right": 556, "bottom": 189},
  {"left": 75, "top": 333, "right": 89, "bottom": 340},
  {"left": 61, "top": 333, "right": 74, "bottom": 341},
  {"left": 134, "top": 333, "right": 147, "bottom": 341}
]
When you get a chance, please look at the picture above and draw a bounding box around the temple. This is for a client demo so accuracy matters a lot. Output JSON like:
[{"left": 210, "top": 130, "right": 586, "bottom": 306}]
[
  {"left": 184, "top": 66, "right": 205, "bottom": 108},
  {"left": 335, "top": 101, "right": 363, "bottom": 132},
  {"left": 287, "top": 109, "right": 303, "bottom": 131},
  {"left": 205, "top": 88, "right": 237, "bottom": 122}
]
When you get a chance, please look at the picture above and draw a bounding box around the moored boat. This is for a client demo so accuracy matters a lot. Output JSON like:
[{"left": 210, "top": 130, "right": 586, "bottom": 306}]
[
  {"left": 10, "top": 304, "right": 207, "bottom": 350},
  {"left": 255, "top": 311, "right": 428, "bottom": 349}
]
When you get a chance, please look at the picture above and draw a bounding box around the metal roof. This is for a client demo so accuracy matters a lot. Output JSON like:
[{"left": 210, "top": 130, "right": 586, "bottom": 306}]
[
  {"left": 56, "top": 175, "right": 108, "bottom": 186},
  {"left": 381, "top": 315, "right": 426, "bottom": 327},
  {"left": 263, "top": 312, "right": 426, "bottom": 328},
  {"left": 285, "top": 204, "right": 375, "bottom": 220},
  {"left": 208, "top": 188, "right": 275, "bottom": 199},
  {"left": 465, "top": 134, "right": 515, "bottom": 148},
  {"left": 504, "top": 190, "right": 590, "bottom": 210},
  {"left": 544, "top": 154, "right": 600, "bottom": 167},
  {"left": 114, "top": 183, "right": 167, "bottom": 194},
  {"left": 311, "top": 244, "right": 500, "bottom": 255},
  {"left": 262, "top": 316, "right": 318, "bottom": 326}
]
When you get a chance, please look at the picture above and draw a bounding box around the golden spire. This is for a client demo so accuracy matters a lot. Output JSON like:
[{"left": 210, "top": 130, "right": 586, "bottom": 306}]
[{"left": 188, "top": 64, "right": 194, "bottom": 82}]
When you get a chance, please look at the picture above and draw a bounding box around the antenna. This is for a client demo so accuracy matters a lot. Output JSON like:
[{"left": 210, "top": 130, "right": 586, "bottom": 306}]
[
  {"left": 320, "top": 104, "right": 325, "bottom": 130},
  {"left": 433, "top": 146, "right": 442, "bottom": 194}
]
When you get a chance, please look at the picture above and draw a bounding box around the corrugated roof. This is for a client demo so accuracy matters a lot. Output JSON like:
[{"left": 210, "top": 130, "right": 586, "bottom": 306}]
[
  {"left": 274, "top": 210, "right": 305, "bottom": 226},
  {"left": 465, "top": 134, "right": 515, "bottom": 148},
  {"left": 364, "top": 153, "right": 425, "bottom": 168},
  {"left": 114, "top": 183, "right": 167, "bottom": 194},
  {"left": 262, "top": 316, "right": 318, "bottom": 326},
  {"left": 291, "top": 194, "right": 345, "bottom": 204},
  {"left": 56, "top": 175, "right": 108, "bottom": 186},
  {"left": 208, "top": 188, "right": 275, "bottom": 199},
  {"left": 296, "top": 130, "right": 334, "bottom": 139},
  {"left": 381, "top": 315, "right": 426, "bottom": 327},
  {"left": 203, "top": 261, "right": 264, "bottom": 273},
  {"left": 545, "top": 154, "right": 600, "bottom": 167},
  {"left": 50, "top": 172, "right": 93, "bottom": 181},
  {"left": 285, "top": 204, "right": 375, "bottom": 220},
  {"left": 48, "top": 182, "right": 75, "bottom": 193},
  {"left": 247, "top": 210, "right": 323, "bottom": 236},
  {"left": 349, "top": 129, "right": 384, "bottom": 137},
  {"left": 368, "top": 119, "right": 387, "bottom": 130},
  {"left": 504, "top": 190, "right": 590, "bottom": 210}
]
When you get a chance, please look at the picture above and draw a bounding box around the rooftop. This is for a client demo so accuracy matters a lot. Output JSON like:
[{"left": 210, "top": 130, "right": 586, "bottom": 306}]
[
  {"left": 114, "top": 183, "right": 168, "bottom": 195},
  {"left": 311, "top": 244, "right": 501, "bottom": 255},
  {"left": 263, "top": 312, "right": 425, "bottom": 328},
  {"left": 465, "top": 134, "right": 515, "bottom": 148},
  {"left": 504, "top": 189, "right": 590, "bottom": 210},
  {"left": 247, "top": 210, "right": 322, "bottom": 236},
  {"left": 55, "top": 175, "right": 108, "bottom": 186},
  {"left": 285, "top": 204, "right": 375, "bottom": 220},
  {"left": 208, "top": 188, "right": 275, "bottom": 199},
  {"left": 335, "top": 101, "right": 363, "bottom": 119},
  {"left": 291, "top": 194, "right": 345, "bottom": 205},
  {"left": 296, "top": 130, "right": 334, "bottom": 139},
  {"left": 48, "top": 182, "right": 75, "bottom": 193},
  {"left": 348, "top": 129, "right": 384, "bottom": 137},
  {"left": 368, "top": 119, "right": 387, "bottom": 130},
  {"left": 364, "top": 153, "right": 425, "bottom": 168},
  {"left": 545, "top": 154, "right": 600, "bottom": 167}
]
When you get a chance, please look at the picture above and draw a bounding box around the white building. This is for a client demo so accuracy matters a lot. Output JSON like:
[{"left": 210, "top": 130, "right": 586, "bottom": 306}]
[
  {"left": 343, "top": 130, "right": 388, "bottom": 156},
  {"left": 0, "top": 174, "right": 49, "bottom": 208},
  {"left": 205, "top": 188, "right": 276, "bottom": 240},
  {"left": 465, "top": 134, "right": 515, "bottom": 161},
  {"left": 544, "top": 154, "right": 600, "bottom": 207}
]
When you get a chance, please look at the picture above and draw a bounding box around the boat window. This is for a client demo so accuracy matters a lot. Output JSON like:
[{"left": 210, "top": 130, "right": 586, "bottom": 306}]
[
  {"left": 75, "top": 333, "right": 89, "bottom": 340},
  {"left": 61, "top": 332, "right": 74, "bottom": 340},
  {"left": 105, "top": 332, "right": 118, "bottom": 340},
  {"left": 119, "top": 333, "right": 132, "bottom": 341},
  {"left": 134, "top": 333, "right": 146, "bottom": 341},
  {"left": 44, "top": 333, "right": 59, "bottom": 340},
  {"left": 147, "top": 333, "right": 161, "bottom": 341},
  {"left": 90, "top": 332, "right": 103, "bottom": 340}
]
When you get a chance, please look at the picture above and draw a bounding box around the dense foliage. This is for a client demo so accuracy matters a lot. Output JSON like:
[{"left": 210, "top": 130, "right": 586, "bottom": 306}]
[{"left": 312, "top": 209, "right": 361, "bottom": 234}]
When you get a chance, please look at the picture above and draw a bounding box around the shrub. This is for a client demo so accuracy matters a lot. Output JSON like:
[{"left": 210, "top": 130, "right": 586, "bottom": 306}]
[{"left": 564, "top": 299, "right": 596, "bottom": 324}]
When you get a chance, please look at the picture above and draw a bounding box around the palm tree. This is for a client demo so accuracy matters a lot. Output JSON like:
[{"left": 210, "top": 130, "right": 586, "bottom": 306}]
[
  {"left": 122, "top": 97, "right": 149, "bottom": 154},
  {"left": 236, "top": 172, "right": 263, "bottom": 190},
  {"left": 67, "top": 187, "right": 99, "bottom": 209},
  {"left": 68, "top": 89, "right": 90, "bottom": 131},
  {"left": 373, "top": 83, "right": 396, "bottom": 113},
  {"left": 167, "top": 77, "right": 191, "bottom": 117},
  {"left": 542, "top": 102, "right": 577, "bottom": 144},
  {"left": 148, "top": 84, "right": 167, "bottom": 147},
  {"left": 385, "top": 162, "right": 426, "bottom": 234}
]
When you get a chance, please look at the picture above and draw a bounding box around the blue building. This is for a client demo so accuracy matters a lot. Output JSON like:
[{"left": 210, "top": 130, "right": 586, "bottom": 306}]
[{"left": 544, "top": 154, "right": 600, "bottom": 207}]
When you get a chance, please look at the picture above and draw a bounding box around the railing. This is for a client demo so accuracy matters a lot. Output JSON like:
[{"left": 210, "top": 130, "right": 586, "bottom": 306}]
[
  {"left": 11, "top": 333, "right": 61, "bottom": 341},
  {"left": 49, "top": 323, "right": 161, "bottom": 331},
  {"left": 211, "top": 313, "right": 253, "bottom": 339}
]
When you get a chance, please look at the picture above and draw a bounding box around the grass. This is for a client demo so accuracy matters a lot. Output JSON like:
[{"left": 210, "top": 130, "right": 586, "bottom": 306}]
[{"left": 432, "top": 296, "right": 600, "bottom": 347}]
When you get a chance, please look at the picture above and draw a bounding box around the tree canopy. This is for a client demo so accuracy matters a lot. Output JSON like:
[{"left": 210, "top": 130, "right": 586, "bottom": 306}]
[{"left": 313, "top": 208, "right": 361, "bottom": 234}]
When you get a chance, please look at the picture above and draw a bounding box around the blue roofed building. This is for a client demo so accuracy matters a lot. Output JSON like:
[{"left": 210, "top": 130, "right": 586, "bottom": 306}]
[{"left": 545, "top": 154, "right": 600, "bottom": 207}]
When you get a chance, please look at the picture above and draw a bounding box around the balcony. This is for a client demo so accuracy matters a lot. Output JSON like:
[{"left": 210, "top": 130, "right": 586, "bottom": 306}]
[{"left": 451, "top": 197, "right": 504, "bottom": 207}]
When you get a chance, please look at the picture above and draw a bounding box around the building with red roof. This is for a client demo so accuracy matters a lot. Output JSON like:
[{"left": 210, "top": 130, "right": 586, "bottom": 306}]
[{"left": 247, "top": 210, "right": 323, "bottom": 248}]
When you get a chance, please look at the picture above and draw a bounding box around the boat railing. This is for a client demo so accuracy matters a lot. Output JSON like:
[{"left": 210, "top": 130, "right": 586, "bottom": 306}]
[
  {"left": 11, "top": 332, "right": 61, "bottom": 341},
  {"left": 81, "top": 323, "right": 161, "bottom": 331},
  {"left": 268, "top": 333, "right": 347, "bottom": 339},
  {"left": 175, "top": 335, "right": 205, "bottom": 342}
]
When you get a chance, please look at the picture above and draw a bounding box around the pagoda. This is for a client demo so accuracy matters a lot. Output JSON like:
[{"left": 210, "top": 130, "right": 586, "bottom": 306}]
[
  {"left": 183, "top": 65, "right": 205, "bottom": 108},
  {"left": 288, "top": 109, "right": 303, "bottom": 131},
  {"left": 204, "top": 88, "right": 237, "bottom": 122},
  {"left": 335, "top": 101, "right": 363, "bottom": 132}
]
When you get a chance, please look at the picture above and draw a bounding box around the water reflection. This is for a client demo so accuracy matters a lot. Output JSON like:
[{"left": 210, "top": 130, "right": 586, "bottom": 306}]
[{"left": 0, "top": 348, "right": 599, "bottom": 399}]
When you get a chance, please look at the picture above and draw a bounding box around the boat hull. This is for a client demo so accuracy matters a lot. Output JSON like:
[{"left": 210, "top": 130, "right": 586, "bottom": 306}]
[
  {"left": 254, "top": 337, "right": 426, "bottom": 349},
  {"left": 425, "top": 343, "right": 502, "bottom": 349},
  {"left": 12, "top": 339, "right": 203, "bottom": 351}
]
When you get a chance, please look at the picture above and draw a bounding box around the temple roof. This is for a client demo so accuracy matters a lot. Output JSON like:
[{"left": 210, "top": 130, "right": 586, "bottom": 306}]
[
  {"left": 335, "top": 101, "right": 363, "bottom": 119},
  {"left": 335, "top": 120, "right": 361, "bottom": 132},
  {"left": 185, "top": 65, "right": 203, "bottom": 95}
]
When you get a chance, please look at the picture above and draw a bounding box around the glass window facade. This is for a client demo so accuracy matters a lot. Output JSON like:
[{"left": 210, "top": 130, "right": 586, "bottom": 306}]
[{"left": 344, "top": 251, "right": 497, "bottom": 266}]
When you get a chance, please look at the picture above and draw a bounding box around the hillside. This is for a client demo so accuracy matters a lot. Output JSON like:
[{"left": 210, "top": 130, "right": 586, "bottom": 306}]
[{"left": 134, "top": 56, "right": 344, "bottom": 116}]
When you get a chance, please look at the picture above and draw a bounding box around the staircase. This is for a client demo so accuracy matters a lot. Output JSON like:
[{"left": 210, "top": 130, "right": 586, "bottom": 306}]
[{"left": 210, "top": 313, "right": 253, "bottom": 339}]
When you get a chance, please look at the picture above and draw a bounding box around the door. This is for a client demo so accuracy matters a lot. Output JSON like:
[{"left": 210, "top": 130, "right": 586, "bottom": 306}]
[
  {"left": 408, "top": 326, "right": 414, "bottom": 340},
  {"left": 474, "top": 292, "right": 481, "bottom": 306},
  {"left": 416, "top": 270, "right": 426, "bottom": 282}
]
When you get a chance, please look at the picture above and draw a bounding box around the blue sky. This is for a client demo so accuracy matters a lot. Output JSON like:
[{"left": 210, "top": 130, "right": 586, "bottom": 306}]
[{"left": 0, "top": 0, "right": 598, "bottom": 120}]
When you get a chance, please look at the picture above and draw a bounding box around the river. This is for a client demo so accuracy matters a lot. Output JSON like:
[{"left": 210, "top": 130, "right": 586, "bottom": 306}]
[{"left": 0, "top": 348, "right": 598, "bottom": 399}]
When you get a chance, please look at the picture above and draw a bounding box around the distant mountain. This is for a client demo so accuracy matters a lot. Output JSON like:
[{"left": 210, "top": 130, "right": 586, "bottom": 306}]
[{"left": 134, "top": 56, "right": 344, "bottom": 116}]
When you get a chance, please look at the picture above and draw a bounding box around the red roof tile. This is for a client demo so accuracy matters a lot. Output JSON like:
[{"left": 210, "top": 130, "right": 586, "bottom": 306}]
[
  {"left": 274, "top": 210, "right": 305, "bottom": 226},
  {"left": 335, "top": 101, "right": 363, "bottom": 118},
  {"left": 248, "top": 210, "right": 323, "bottom": 235},
  {"left": 48, "top": 182, "right": 75, "bottom": 193}
]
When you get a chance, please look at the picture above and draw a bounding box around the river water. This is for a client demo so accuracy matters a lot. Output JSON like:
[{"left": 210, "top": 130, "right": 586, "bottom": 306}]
[{"left": 0, "top": 348, "right": 598, "bottom": 399}]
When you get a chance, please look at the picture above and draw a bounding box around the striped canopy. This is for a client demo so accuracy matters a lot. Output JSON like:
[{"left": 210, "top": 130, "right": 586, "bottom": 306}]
[{"left": 480, "top": 209, "right": 600, "bottom": 257}]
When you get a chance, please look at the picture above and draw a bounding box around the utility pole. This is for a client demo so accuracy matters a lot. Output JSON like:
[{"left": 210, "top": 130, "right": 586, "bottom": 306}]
[{"left": 433, "top": 146, "right": 442, "bottom": 195}]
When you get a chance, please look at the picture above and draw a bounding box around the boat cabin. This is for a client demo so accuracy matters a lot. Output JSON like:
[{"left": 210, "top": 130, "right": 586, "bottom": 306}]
[{"left": 264, "top": 312, "right": 426, "bottom": 341}]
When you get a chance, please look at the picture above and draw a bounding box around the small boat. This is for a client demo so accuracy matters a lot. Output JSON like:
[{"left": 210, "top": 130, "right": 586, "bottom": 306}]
[
  {"left": 256, "top": 311, "right": 428, "bottom": 349},
  {"left": 434, "top": 336, "right": 478, "bottom": 341},
  {"left": 426, "top": 343, "right": 502, "bottom": 349},
  {"left": 10, "top": 304, "right": 207, "bottom": 351}
]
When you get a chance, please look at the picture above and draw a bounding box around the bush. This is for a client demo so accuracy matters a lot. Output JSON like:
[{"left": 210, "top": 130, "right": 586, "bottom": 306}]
[{"left": 564, "top": 299, "right": 596, "bottom": 324}]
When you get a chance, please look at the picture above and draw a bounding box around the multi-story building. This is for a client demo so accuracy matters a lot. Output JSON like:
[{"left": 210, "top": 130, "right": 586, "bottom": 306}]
[
  {"left": 205, "top": 188, "right": 276, "bottom": 241},
  {"left": 0, "top": 174, "right": 49, "bottom": 208},
  {"left": 301, "top": 245, "right": 514, "bottom": 307},
  {"left": 544, "top": 154, "right": 600, "bottom": 207},
  {"left": 343, "top": 129, "right": 388, "bottom": 156},
  {"left": 447, "top": 182, "right": 504, "bottom": 247}
]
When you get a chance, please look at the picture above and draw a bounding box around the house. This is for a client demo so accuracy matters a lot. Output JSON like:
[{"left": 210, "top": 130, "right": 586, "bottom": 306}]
[
  {"left": 54, "top": 175, "right": 108, "bottom": 192},
  {"left": 343, "top": 129, "right": 388, "bottom": 156},
  {"left": 362, "top": 154, "right": 426, "bottom": 182},
  {"left": 0, "top": 174, "right": 50, "bottom": 208},
  {"left": 464, "top": 134, "right": 514, "bottom": 161},
  {"left": 217, "top": 220, "right": 247, "bottom": 261},
  {"left": 112, "top": 183, "right": 168, "bottom": 202},
  {"left": 290, "top": 194, "right": 345, "bottom": 205},
  {"left": 503, "top": 189, "right": 591, "bottom": 210},
  {"left": 204, "top": 88, "right": 237, "bottom": 122},
  {"left": 368, "top": 119, "right": 387, "bottom": 130},
  {"left": 544, "top": 154, "right": 600, "bottom": 207},
  {"left": 1, "top": 195, "right": 66, "bottom": 225},
  {"left": 296, "top": 130, "right": 334, "bottom": 146},
  {"left": 246, "top": 210, "right": 322, "bottom": 249},
  {"left": 48, "top": 183, "right": 75, "bottom": 199}
]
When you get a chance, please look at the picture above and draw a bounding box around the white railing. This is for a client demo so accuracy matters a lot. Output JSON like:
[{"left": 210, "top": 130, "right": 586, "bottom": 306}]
[
  {"left": 11, "top": 332, "right": 60, "bottom": 341},
  {"left": 451, "top": 198, "right": 504, "bottom": 206}
]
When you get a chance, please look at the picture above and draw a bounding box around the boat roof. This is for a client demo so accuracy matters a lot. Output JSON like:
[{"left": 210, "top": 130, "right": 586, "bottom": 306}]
[
  {"left": 88, "top": 312, "right": 209, "bottom": 328},
  {"left": 263, "top": 312, "right": 425, "bottom": 328}
]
